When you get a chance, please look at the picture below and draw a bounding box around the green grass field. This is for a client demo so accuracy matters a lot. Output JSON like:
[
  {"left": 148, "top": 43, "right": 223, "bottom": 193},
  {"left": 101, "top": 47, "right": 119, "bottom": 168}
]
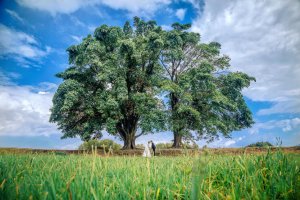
[{"left": 0, "top": 150, "right": 299, "bottom": 199}]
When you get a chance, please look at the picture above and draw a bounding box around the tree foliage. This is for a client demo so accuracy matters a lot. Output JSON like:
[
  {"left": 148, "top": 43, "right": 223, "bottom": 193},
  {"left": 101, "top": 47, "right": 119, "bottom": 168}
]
[
  {"left": 159, "top": 23, "right": 255, "bottom": 147},
  {"left": 50, "top": 17, "right": 255, "bottom": 149},
  {"left": 50, "top": 17, "right": 166, "bottom": 149}
]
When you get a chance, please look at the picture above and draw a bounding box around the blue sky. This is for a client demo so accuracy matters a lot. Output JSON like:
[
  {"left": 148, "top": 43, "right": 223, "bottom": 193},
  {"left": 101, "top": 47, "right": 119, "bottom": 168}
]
[{"left": 0, "top": 0, "right": 299, "bottom": 149}]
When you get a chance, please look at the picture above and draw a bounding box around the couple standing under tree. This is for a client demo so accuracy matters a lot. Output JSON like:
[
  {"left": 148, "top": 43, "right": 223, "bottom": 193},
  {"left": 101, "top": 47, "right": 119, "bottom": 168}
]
[{"left": 143, "top": 141, "right": 156, "bottom": 157}]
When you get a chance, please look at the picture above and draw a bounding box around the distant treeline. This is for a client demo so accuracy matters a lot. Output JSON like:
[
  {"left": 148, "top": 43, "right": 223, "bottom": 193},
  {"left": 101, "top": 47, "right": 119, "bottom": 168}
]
[{"left": 246, "top": 141, "right": 273, "bottom": 148}]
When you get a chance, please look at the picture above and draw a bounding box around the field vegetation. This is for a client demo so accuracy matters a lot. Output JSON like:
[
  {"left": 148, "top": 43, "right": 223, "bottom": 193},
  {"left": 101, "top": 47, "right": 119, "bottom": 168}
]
[{"left": 0, "top": 149, "right": 299, "bottom": 199}]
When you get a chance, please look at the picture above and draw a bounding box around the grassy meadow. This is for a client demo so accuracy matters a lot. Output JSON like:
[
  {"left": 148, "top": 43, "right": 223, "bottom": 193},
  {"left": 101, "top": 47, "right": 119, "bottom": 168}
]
[{"left": 0, "top": 149, "right": 299, "bottom": 199}]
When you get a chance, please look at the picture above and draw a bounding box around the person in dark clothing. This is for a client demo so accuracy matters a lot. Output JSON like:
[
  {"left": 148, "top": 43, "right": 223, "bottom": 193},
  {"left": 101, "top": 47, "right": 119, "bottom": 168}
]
[{"left": 150, "top": 140, "right": 156, "bottom": 156}]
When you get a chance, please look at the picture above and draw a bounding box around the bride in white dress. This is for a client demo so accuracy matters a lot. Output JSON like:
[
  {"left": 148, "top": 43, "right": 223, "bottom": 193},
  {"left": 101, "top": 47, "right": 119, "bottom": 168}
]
[{"left": 143, "top": 141, "right": 151, "bottom": 157}]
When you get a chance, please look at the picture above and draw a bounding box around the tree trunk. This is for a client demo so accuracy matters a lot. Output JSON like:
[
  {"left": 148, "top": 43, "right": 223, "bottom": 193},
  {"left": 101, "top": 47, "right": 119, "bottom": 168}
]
[
  {"left": 170, "top": 92, "right": 183, "bottom": 148},
  {"left": 122, "top": 132, "right": 136, "bottom": 149},
  {"left": 117, "top": 114, "right": 138, "bottom": 149},
  {"left": 172, "top": 132, "right": 182, "bottom": 148}
]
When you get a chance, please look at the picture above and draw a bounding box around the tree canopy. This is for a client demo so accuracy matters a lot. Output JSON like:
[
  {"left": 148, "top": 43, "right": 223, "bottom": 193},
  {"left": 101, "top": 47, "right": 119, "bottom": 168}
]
[
  {"left": 159, "top": 23, "right": 255, "bottom": 147},
  {"left": 50, "top": 17, "right": 166, "bottom": 149},
  {"left": 50, "top": 17, "right": 255, "bottom": 149}
]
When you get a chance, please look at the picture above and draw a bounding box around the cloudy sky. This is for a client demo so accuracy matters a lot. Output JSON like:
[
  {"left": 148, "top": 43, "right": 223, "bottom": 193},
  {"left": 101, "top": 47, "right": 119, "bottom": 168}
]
[{"left": 0, "top": 0, "right": 299, "bottom": 149}]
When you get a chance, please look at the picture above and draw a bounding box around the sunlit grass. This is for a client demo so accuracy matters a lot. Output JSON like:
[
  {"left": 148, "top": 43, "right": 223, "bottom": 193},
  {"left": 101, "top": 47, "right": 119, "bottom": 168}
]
[
  {"left": 0, "top": 150, "right": 299, "bottom": 199},
  {"left": 192, "top": 151, "right": 300, "bottom": 199}
]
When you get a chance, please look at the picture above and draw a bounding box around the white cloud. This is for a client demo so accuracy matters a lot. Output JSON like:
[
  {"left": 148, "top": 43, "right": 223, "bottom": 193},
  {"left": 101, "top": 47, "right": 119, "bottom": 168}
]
[
  {"left": 224, "top": 140, "right": 235, "bottom": 147},
  {"left": 71, "top": 35, "right": 83, "bottom": 43},
  {"left": 161, "top": 25, "right": 172, "bottom": 31},
  {"left": 38, "top": 82, "right": 58, "bottom": 92},
  {"left": 249, "top": 117, "right": 300, "bottom": 135},
  {"left": 192, "top": 0, "right": 300, "bottom": 115},
  {"left": 17, "top": 0, "right": 171, "bottom": 17},
  {"left": 101, "top": 0, "right": 171, "bottom": 17},
  {"left": 0, "top": 71, "right": 20, "bottom": 86},
  {"left": 185, "top": 0, "right": 202, "bottom": 11},
  {"left": 70, "top": 16, "right": 85, "bottom": 27},
  {"left": 0, "top": 83, "right": 58, "bottom": 137},
  {"left": 38, "top": 91, "right": 49, "bottom": 95},
  {"left": 5, "top": 9, "right": 25, "bottom": 23},
  {"left": 16, "top": 0, "right": 100, "bottom": 16},
  {"left": 223, "top": 136, "right": 244, "bottom": 147},
  {"left": 0, "top": 24, "right": 51, "bottom": 60},
  {"left": 175, "top": 8, "right": 187, "bottom": 20},
  {"left": 88, "top": 25, "right": 98, "bottom": 33},
  {"left": 199, "top": 136, "right": 245, "bottom": 148}
]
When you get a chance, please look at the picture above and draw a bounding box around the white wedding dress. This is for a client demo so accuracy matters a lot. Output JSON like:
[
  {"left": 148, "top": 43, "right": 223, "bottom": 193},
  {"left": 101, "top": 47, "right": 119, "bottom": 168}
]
[{"left": 143, "top": 142, "right": 151, "bottom": 157}]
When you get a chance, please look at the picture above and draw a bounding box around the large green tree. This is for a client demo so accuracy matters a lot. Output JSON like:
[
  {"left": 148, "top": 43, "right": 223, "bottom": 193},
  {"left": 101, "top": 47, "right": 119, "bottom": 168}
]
[
  {"left": 159, "top": 23, "right": 255, "bottom": 147},
  {"left": 50, "top": 17, "right": 166, "bottom": 149}
]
